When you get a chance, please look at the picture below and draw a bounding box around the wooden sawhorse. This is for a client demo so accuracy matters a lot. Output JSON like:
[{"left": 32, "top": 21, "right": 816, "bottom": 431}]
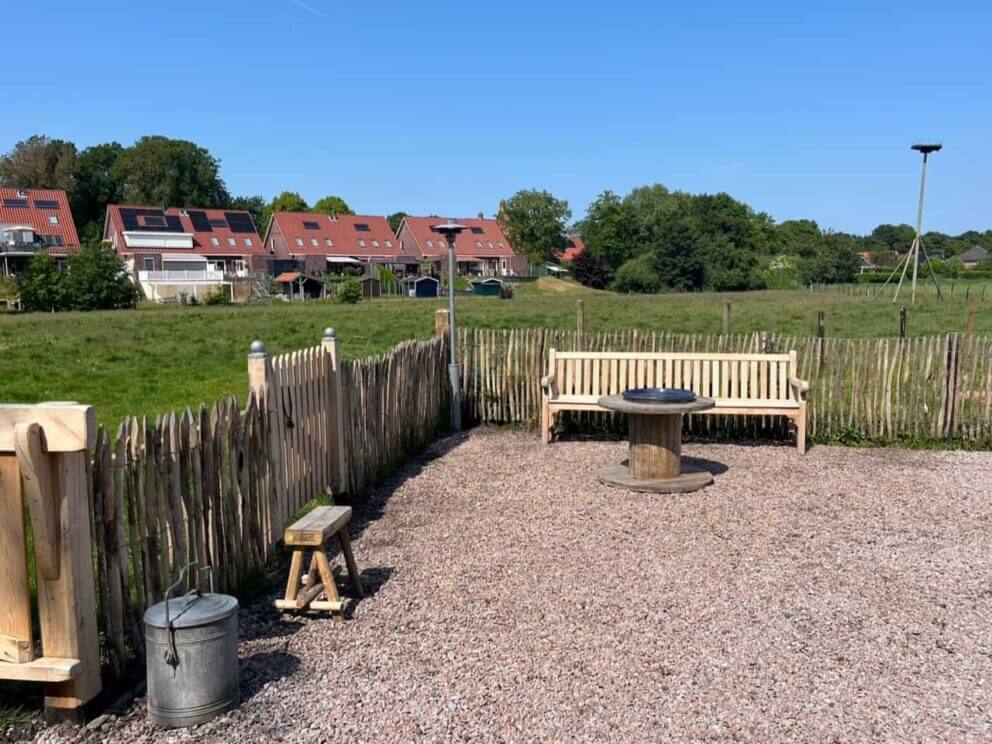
[{"left": 274, "top": 505, "right": 364, "bottom": 620}]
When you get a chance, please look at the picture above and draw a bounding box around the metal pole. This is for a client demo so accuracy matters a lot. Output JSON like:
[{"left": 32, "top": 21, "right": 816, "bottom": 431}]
[{"left": 447, "top": 239, "right": 461, "bottom": 431}]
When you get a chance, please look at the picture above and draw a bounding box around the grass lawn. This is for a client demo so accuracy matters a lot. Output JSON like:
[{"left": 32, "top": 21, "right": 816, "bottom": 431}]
[{"left": 0, "top": 278, "right": 989, "bottom": 427}]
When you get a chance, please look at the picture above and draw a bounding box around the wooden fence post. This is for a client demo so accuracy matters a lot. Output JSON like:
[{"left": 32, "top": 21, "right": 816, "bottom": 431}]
[
  {"left": 899, "top": 307, "right": 907, "bottom": 341},
  {"left": 0, "top": 403, "right": 102, "bottom": 722},
  {"left": 816, "top": 310, "right": 826, "bottom": 370},
  {"left": 435, "top": 308, "right": 450, "bottom": 338},
  {"left": 966, "top": 298, "right": 976, "bottom": 338},
  {"left": 247, "top": 340, "right": 283, "bottom": 543},
  {"left": 322, "top": 328, "right": 347, "bottom": 497},
  {"left": 722, "top": 300, "right": 731, "bottom": 336}
]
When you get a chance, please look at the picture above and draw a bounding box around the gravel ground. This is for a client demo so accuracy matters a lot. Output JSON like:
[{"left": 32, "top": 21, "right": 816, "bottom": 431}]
[{"left": 31, "top": 430, "right": 992, "bottom": 743}]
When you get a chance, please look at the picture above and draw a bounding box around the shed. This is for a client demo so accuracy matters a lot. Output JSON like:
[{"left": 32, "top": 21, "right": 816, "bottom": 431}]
[
  {"left": 403, "top": 275, "right": 440, "bottom": 298},
  {"left": 359, "top": 275, "right": 382, "bottom": 299},
  {"left": 275, "top": 271, "right": 324, "bottom": 300},
  {"left": 471, "top": 277, "right": 504, "bottom": 297},
  {"left": 960, "top": 245, "right": 989, "bottom": 268}
]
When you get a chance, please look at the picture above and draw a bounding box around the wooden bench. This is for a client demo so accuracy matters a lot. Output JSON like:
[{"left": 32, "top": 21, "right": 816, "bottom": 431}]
[
  {"left": 541, "top": 349, "right": 810, "bottom": 452},
  {"left": 275, "top": 505, "right": 364, "bottom": 620}
]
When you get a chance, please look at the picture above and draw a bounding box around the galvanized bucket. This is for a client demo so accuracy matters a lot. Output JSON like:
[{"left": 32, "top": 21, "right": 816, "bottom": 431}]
[{"left": 143, "top": 565, "right": 240, "bottom": 728}]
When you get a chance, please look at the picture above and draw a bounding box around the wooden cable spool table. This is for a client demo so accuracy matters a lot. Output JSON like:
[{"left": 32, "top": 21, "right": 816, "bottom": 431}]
[{"left": 597, "top": 394, "right": 715, "bottom": 494}]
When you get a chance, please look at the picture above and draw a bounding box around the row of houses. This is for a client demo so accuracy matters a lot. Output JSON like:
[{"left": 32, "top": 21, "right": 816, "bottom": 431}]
[{"left": 1, "top": 186, "right": 588, "bottom": 301}]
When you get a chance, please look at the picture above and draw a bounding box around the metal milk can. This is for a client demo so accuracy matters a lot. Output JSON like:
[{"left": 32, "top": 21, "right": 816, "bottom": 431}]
[{"left": 143, "top": 565, "right": 240, "bottom": 728}]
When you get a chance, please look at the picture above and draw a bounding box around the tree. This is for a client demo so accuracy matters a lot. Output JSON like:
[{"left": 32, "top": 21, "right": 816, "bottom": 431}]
[
  {"left": 72, "top": 142, "right": 125, "bottom": 241},
  {"left": 312, "top": 195, "right": 353, "bottom": 216},
  {"left": 229, "top": 195, "right": 267, "bottom": 233},
  {"left": 612, "top": 253, "right": 662, "bottom": 293},
  {"left": 867, "top": 224, "right": 915, "bottom": 254},
  {"left": 582, "top": 191, "right": 635, "bottom": 271},
  {"left": 497, "top": 190, "right": 571, "bottom": 263},
  {"left": 569, "top": 250, "right": 612, "bottom": 289},
  {"left": 387, "top": 211, "right": 408, "bottom": 234},
  {"left": 698, "top": 233, "right": 764, "bottom": 291},
  {"left": 337, "top": 278, "right": 362, "bottom": 304},
  {"left": 62, "top": 244, "right": 140, "bottom": 310},
  {"left": 774, "top": 219, "right": 821, "bottom": 257},
  {"left": 112, "top": 136, "right": 230, "bottom": 208},
  {"left": 644, "top": 202, "right": 705, "bottom": 292},
  {"left": 18, "top": 253, "right": 67, "bottom": 312},
  {"left": 0, "top": 135, "right": 78, "bottom": 193},
  {"left": 260, "top": 191, "right": 308, "bottom": 233},
  {"left": 798, "top": 232, "right": 859, "bottom": 285}
]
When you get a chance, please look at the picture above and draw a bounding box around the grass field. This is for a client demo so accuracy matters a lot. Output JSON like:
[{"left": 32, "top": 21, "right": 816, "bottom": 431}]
[{"left": 0, "top": 278, "right": 989, "bottom": 427}]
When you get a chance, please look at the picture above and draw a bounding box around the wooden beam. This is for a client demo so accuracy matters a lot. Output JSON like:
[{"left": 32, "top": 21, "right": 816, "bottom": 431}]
[
  {"left": 0, "top": 454, "right": 33, "bottom": 664},
  {"left": 0, "top": 657, "right": 81, "bottom": 683},
  {"left": 0, "top": 405, "right": 94, "bottom": 453}
]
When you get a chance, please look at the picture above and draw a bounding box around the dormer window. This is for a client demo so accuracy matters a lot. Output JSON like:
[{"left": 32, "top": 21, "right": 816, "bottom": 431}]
[
  {"left": 49, "top": 215, "right": 59, "bottom": 225},
  {"left": 211, "top": 237, "right": 220, "bottom": 246},
  {"left": 385, "top": 240, "right": 393, "bottom": 249},
  {"left": 372, "top": 240, "right": 379, "bottom": 248},
  {"left": 227, "top": 237, "right": 236, "bottom": 247},
  {"left": 311, "top": 238, "right": 319, "bottom": 248},
  {"left": 425, "top": 240, "right": 434, "bottom": 248},
  {"left": 358, "top": 239, "right": 366, "bottom": 248},
  {"left": 244, "top": 238, "right": 253, "bottom": 247},
  {"left": 475, "top": 241, "right": 482, "bottom": 248},
  {"left": 295, "top": 238, "right": 304, "bottom": 247},
  {"left": 325, "top": 238, "right": 334, "bottom": 248},
  {"left": 487, "top": 241, "right": 494, "bottom": 249}
]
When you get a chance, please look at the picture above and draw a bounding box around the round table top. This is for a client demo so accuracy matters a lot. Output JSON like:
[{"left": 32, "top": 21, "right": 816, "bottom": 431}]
[{"left": 598, "top": 395, "right": 715, "bottom": 415}]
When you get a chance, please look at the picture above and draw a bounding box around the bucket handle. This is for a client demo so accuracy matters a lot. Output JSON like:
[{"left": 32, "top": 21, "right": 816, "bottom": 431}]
[{"left": 163, "top": 562, "right": 216, "bottom": 668}]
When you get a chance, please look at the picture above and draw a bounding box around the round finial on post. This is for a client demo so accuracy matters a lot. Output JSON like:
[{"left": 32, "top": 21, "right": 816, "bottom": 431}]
[
  {"left": 248, "top": 340, "right": 268, "bottom": 357},
  {"left": 323, "top": 327, "right": 337, "bottom": 339}
]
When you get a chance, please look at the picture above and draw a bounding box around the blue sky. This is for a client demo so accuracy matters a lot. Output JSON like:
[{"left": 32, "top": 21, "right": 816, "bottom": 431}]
[{"left": 4, "top": 0, "right": 990, "bottom": 234}]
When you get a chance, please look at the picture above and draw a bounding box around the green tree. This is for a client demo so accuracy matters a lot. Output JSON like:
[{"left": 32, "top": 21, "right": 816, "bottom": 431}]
[
  {"left": 72, "top": 142, "right": 125, "bottom": 241},
  {"left": 498, "top": 189, "right": 571, "bottom": 263},
  {"left": 18, "top": 253, "right": 67, "bottom": 312},
  {"left": 774, "top": 219, "right": 821, "bottom": 257},
  {"left": 0, "top": 135, "right": 78, "bottom": 192},
  {"left": 387, "top": 211, "right": 408, "bottom": 234},
  {"left": 260, "top": 191, "right": 308, "bottom": 233},
  {"left": 582, "top": 191, "right": 635, "bottom": 271},
  {"left": 798, "top": 232, "right": 859, "bottom": 285},
  {"left": 312, "top": 195, "right": 353, "bottom": 216},
  {"left": 612, "top": 253, "right": 662, "bottom": 293},
  {"left": 337, "top": 278, "right": 362, "bottom": 304},
  {"left": 644, "top": 202, "right": 705, "bottom": 291},
  {"left": 62, "top": 243, "right": 140, "bottom": 310},
  {"left": 229, "top": 195, "right": 267, "bottom": 233},
  {"left": 112, "top": 136, "right": 230, "bottom": 208},
  {"left": 867, "top": 224, "right": 915, "bottom": 254}
]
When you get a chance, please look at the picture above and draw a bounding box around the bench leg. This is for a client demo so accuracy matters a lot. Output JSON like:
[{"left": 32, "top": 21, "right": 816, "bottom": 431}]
[
  {"left": 796, "top": 405, "right": 807, "bottom": 454},
  {"left": 541, "top": 404, "right": 553, "bottom": 444},
  {"left": 314, "top": 549, "right": 344, "bottom": 621},
  {"left": 337, "top": 529, "right": 365, "bottom": 598},
  {"left": 281, "top": 549, "right": 305, "bottom": 604}
]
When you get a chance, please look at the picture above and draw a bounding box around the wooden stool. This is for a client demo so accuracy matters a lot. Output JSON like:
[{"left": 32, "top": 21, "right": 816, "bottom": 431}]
[{"left": 274, "top": 506, "right": 364, "bottom": 620}]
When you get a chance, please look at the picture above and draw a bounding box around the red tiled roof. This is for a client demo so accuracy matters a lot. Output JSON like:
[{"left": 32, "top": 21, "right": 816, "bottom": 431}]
[
  {"left": 104, "top": 204, "right": 266, "bottom": 256},
  {"left": 0, "top": 187, "right": 80, "bottom": 255},
  {"left": 400, "top": 216, "right": 517, "bottom": 259},
  {"left": 561, "top": 235, "right": 586, "bottom": 262},
  {"left": 269, "top": 213, "right": 402, "bottom": 258}
]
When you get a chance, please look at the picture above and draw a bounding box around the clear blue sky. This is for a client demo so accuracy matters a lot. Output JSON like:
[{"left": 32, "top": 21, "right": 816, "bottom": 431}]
[{"left": 4, "top": 0, "right": 989, "bottom": 235}]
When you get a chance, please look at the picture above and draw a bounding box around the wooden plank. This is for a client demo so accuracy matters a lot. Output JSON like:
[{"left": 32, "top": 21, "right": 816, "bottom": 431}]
[
  {"left": 284, "top": 505, "right": 352, "bottom": 545},
  {"left": 0, "top": 454, "right": 33, "bottom": 663},
  {"left": 0, "top": 633, "right": 32, "bottom": 664},
  {"left": 0, "top": 657, "right": 81, "bottom": 683},
  {"left": 0, "top": 405, "right": 95, "bottom": 453}
]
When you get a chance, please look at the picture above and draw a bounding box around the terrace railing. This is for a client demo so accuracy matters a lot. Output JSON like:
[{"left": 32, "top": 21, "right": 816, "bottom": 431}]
[{"left": 138, "top": 269, "right": 225, "bottom": 282}]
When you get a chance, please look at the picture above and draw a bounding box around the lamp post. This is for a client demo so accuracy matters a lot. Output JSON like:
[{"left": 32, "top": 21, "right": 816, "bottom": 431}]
[{"left": 432, "top": 221, "right": 466, "bottom": 430}]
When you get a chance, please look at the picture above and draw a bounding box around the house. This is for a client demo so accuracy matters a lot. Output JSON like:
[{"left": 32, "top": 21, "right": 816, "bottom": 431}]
[
  {"left": 0, "top": 188, "right": 80, "bottom": 277},
  {"left": 560, "top": 235, "right": 586, "bottom": 262},
  {"left": 395, "top": 216, "right": 528, "bottom": 277},
  {"left": 960, "top": 245, "right": 989, "bottom": 269},
  {"left": 103, "top": 205, "right": 267, "bottom": 302},
  {"left": 857, "top": 251, "right": 877, "bottom": 274},
  {"left": 264, "top": 213, "right": 405, "bottom": 275}
]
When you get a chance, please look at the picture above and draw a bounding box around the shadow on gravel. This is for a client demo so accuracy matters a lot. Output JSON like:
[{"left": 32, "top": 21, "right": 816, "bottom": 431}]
[
  {"left": 681, "top": 456, "right": 729, "bottom": 476},
  {"left": 240, "top": 605, "right": 306, "bottom": 643},
  {"left": 240, "top": 651, "right": 301, "bottom": 701},
  {"left": 344, "top": 566, "right": 394, "bottom": 619}
]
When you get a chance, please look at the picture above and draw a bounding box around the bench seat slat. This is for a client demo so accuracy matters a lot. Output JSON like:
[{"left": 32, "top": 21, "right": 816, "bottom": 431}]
[
  {"left": 549, "top": 395, "right": 799, "bottom": 410},
  {"left": 284, "top": 505, "right": 352, "bottom": 546}
]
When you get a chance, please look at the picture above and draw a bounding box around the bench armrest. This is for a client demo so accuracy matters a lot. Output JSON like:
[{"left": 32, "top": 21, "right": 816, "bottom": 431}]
[
  {"left": 541, "top": 373, "right": 558, "bottom": 399},
  {"left": 790, "top": 376, "right": 810, "bottom": 401}
]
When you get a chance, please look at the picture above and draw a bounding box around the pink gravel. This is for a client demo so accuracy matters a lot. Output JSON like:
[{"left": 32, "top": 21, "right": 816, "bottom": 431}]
[{"left": 31, "top": 430, "right": 992, "bottom": 743}]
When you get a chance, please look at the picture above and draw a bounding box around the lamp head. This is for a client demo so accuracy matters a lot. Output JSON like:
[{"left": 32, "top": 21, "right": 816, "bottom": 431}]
[
  {"left": 911, "top": 143, "right": 942, "bottom": 155},
  {"left": 431, "top": 221, "right": 467, "bottom": 239}
]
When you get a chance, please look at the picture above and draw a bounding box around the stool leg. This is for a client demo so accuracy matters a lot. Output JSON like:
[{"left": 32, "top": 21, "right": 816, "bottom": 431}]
[
  {"left": 337, "top": 528, "right": 364, "bottom": 597},
  {"left": 282, "top": 549, "right": 305, "bottom": 603},
  {"left": 314, "top": 549, "right": 343, "bottom": 621}
]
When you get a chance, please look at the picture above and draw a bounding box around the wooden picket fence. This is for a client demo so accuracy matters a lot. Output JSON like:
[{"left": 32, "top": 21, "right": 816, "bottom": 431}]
[
  {"left": 87, "top": 331, "right": 450, "bottom": 678},
  {"left": 458, "top": 327, "right": 992, "bottom": 444}
]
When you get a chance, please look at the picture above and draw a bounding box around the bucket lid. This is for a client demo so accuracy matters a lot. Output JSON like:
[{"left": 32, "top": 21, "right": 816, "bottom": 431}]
[{"left": 143, "top": 593, "right": 239, "bottom": 629}]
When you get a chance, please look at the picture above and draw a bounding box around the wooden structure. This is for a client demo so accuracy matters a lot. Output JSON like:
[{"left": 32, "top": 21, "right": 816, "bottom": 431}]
[
  {"left": 0, "top": 403, "right": 102, "bottom": 721},
  {"left": 403, "top": 275, "right": 440, "bottom": 298},
  {"left": 471, "top": 278, "right": 503, "bottom": 297},
  {"left": 598, "top": 395, "right": 715, "bottom": 493},
  {"left": 359, "top": 275, "right": 382, "bottom": 299},
  {"left": 275, "top": 505, "right": 363, "bottom": 619},
  {"left": 274, "top": 271, "right": 324, "bottom": 300},
  {"left": 541, "top": 349, "right": 810, "bottom": 451}
]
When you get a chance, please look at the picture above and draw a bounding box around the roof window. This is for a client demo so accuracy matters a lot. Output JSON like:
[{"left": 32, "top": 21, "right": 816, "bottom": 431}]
[
  {"left": 303, "top": 221, "right": 320, "bottom": 230},
  {"left": 355, "top": 223, "right": 371, "bottom": 232}
]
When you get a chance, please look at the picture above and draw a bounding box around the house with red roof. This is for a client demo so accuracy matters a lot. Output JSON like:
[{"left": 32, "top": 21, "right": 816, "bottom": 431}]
[
  {"left": 0, "top": 187, "right": 80, "bottom": 276},
  {"left": 103, "top": 205, "right": 267, "bottom": 302},
  {"left": 263, "top": 213, "right": 405, "bottom": 275},
  {"left": 561, "top": 235, "right": 586, "bottom": 262},
  {"left": 396, "top": 216, "right": 528, "bottom": 277}
]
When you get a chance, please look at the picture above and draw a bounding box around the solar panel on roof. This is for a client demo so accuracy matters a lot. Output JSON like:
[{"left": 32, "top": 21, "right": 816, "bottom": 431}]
[
  {"left": 188, "top": 210, "right": 212, "bottom": 232},
  {"left": 2, "top": 198, "right": 29, "bottom": 208},
  {"left": 33, "top": 200, "right": 60, "bottom": 209},
  {"left": 225, "top": 212, "right": 256, "bottom": 234},
  {"left": 120, "top": 209, "right": 140, "bottom": 230},
  {"left": 165, "top": 215, "right": 183, "bottom": 232},
  {"left": 354, "top": 223, "right": 371, "bottom": 232},
  {"left": 208, "top": 218, "right": 228, "bottom": 228},
  {"left": 303, "top": 221, "right": 320, "bottom": 230},
  {"left": 470, "top": 226, "right": 484, "bottom": 234},
  {"left": 143, "top": 215, "right": 167, "bottom": 227}
]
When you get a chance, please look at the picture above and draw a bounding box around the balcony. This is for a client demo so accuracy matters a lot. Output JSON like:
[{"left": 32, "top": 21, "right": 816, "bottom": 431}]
[
  {"left": 138, "top": 269, "right": 225, "bottom": 283},
  {"left": 0, "top": 242, "right": 45, "bottom": 255}
]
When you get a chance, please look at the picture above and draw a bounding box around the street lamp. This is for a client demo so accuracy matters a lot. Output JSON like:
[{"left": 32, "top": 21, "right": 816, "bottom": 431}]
[{"left": 432, "top": 221, "right": 466, "bottom": 430}]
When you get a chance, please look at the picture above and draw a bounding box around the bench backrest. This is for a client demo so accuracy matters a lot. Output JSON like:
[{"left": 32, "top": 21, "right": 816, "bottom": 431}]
[{"left": 549, "top": 350, "right": 798, "bottom": 401}]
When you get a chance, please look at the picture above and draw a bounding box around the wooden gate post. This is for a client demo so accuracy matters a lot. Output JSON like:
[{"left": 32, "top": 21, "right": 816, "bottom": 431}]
[
  {"left": 248, "top": 340, "right": 284, "bottom": 543},
  {"left": 0, "top": 403, "right": 101, "bottom": 722},
  {"left": 322, "top": 328, "right": 347, "bottom": 497},
  {"left": 435, "top": 308, "right": 450, "bottom": 339}
]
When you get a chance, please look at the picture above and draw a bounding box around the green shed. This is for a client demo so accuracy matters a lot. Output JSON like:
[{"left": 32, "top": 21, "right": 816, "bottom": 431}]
[{"left": 471, "top": 278, "right": 504, "bottom": 297}]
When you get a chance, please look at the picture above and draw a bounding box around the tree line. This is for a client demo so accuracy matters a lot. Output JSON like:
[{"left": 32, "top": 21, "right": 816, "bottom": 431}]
[{"left": 3, "top": 134, "right": 990, "bottom": 295}]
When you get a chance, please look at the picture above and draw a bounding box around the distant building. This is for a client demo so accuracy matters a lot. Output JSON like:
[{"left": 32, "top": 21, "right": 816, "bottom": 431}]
[
  {"left": 960, "top": 245, "right": 989, "bottom": 269},
  {"left": 264, "top": 213, "right": 404, "bottom": 275},
  {"left": 560, "top": 235, "right": 586, "bottom": 262},
  {"left": 103, "top": 205, "right": 267, "bottom": 302},
  {"left": 396, "top": 216, "right": 528, "bottom": 276},
  {"left": 857, "top": 251, "right": 877, "bottom": 274},
  {"left": 0, "top": 187, "right": 80, "bottom": 276}
]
